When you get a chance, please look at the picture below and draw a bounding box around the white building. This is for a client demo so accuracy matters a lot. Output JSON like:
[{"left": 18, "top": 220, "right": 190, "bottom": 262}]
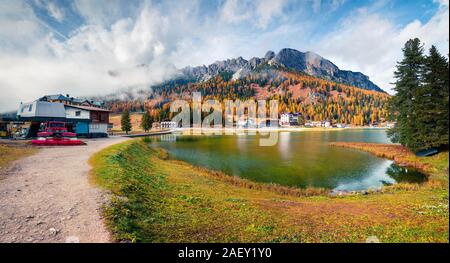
[
  {"left": 18, "top": 101, "right": 66, "bottom": 120},
  {"left": 161, "top": 121, "right": 177, "bottom": 129},
  {"left": 280, "top": 113, "right": 300, "bottom": 127},
  {"left": 65, "top": 105, "right": 90, "bottom": 120}
]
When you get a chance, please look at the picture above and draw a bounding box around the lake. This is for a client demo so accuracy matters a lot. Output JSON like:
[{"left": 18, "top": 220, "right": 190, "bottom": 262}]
[{"left": 146, "top": 129, "right": 426, "bottom": 191}]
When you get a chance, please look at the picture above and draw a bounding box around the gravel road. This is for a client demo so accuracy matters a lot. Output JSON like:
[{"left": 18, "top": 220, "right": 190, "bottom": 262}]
[{"left": 0, "top": 137, "right": 129, "bottom": 243}]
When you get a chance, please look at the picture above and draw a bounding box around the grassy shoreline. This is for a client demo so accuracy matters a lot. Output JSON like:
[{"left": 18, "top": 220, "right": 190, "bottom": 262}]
[{"left": 90, "top": 139, "right": 448, "bottom": 243}]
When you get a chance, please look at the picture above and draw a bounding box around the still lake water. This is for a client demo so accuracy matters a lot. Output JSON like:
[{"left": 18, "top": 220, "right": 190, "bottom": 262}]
[{"left": 147, "top": 129, "right": 426, "bottom": 191}]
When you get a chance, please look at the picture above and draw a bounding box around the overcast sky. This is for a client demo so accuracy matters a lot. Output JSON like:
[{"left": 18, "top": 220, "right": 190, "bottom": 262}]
[{"left": 0, "top": 0, "right": 448, "bottom": 112}]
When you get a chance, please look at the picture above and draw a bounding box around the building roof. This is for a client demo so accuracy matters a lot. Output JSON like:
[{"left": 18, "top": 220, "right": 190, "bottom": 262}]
[
  {"left": 65, "top": 104, "right": 110, "bottom": 112},
  {"left": 40, "top": 94, "right": 105, "bottom": 107},
  {"left": 91, "top": 101, "right": 104, "bottom": 107},
  {"left": 40, "top": 94, "right": 71, "bottom": 101},
  {"left": 71, "top": 98, "right": 86, "bottom": 104}
]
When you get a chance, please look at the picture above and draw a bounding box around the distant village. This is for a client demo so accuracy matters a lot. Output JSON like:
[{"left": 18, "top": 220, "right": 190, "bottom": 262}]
[
  {"left": 0, "top": 94, "right": 395, "bottom": 139},
  {"left": 278, "top": 112, "right": 393, "bottom": 129}
]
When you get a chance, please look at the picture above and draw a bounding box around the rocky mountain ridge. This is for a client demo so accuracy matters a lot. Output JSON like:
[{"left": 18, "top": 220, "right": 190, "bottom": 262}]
[{"left": 180, "top": 48, "right": 384, "bottom": 92}]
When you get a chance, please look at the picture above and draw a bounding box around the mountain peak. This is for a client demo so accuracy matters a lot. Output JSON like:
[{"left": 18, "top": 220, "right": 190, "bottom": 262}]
[
  {"left": 264, "top": 50, "right": 275, "bottom": 60},
  {"left": 181, "top": 48, "right": 384, "bottom": 92}
]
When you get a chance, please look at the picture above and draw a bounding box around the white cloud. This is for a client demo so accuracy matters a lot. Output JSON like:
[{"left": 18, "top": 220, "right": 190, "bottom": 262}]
[
  {"left": 73, "top": 0, "right": 126, "bottom": 26},
  {"left": 435, "top": 0, "right": 449, "bottom": 7},
  {"left": 315, "top": 4, "right": 449, "bottom": 93},
  {"left": 0, "top": 0, "right": 183, "bottom": 111},
  {"left": 47, "top": 2, "right": 64, "bottom": 22},
  {"left": 220, "top": 0, "right": 252, "bottom": 24},
  {"left": 255, "top": 0, "right": 286, "bottom": 28},
  {"left": 0, "top": 1, "right": 43, "bottom": 50},
  {"left": 220, "top": 0, "right": 287, "bottom": 29},
  {"left": 31, "top": 0, "right": 65, "bottom": 22}
]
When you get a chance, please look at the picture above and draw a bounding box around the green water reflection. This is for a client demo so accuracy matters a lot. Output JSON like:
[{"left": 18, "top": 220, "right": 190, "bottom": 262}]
[{"left": 146, "top": 129, "right": 426, "bottom": 190}]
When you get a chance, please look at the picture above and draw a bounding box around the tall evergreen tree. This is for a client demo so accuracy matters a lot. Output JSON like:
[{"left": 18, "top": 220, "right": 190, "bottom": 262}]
[
  {"left": 412, "top": 46, "right": 449, "bottom": 150},
  {"left": 121, "top": 109, "right": 132, "bottom": 134},
  {"left": 389, "top": 39, "right": 449, "bottom": 152},
  {"left": 140, "top": 109, "right": 153, "bottom": 132},
  {"left": 387, "top": 38, "right": 425, "bottom": 150}
]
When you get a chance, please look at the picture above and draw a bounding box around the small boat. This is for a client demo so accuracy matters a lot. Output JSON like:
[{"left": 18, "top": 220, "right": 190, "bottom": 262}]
[
  {"left": 32, "top": 121, "right": 84, "bottom": 146},
  {"left": 415, "top": 148, "right": 439, "bottom": 157}
]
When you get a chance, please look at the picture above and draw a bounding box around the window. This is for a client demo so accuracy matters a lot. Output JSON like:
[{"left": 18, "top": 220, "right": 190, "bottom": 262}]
[
  {"left": 28, "top": 104, "right": 33, "bottom": 112},
  {"left": 91, "top": 112, "right": 99, "bottom": 122},
  {"left": 75, "top": 111, "right": 81, "bottom": 116}
]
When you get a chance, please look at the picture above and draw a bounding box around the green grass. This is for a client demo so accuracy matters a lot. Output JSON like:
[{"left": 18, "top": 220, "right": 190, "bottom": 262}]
[{"left": 90, "top": 140, "right": 449, "bottom": 243}]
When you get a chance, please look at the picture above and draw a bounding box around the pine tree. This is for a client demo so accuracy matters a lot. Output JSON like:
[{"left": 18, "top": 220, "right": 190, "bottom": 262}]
[
  {"left": 388, "top": 39, "right": 449, "bottom": 152},
  {"left": 121, "top": 109, "right": 132, "bottom": 134},
  {"left": 140, "top": 110, "right": 153, "bottom": 133},
  {"left": 387, "top": 38, "right": 425, "bottom": 150},
  {"left": 412, "top": 46, "right": 449, "bottom": 150}
]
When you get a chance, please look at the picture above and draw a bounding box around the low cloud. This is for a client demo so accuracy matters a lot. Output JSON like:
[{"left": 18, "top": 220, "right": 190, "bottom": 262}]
[{"left": 0, "top": 1, "right": 185, "bottom": 111}]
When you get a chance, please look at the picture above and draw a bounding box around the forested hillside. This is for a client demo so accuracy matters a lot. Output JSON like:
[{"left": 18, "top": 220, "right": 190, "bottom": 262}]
[{"left": 105, "top": 70, "right": 389, "bottom": 126}]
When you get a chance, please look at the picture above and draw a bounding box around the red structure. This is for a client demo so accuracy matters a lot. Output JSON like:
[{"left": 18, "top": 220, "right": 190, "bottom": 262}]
[{"left": 32, "top": 121, "right": 84, "bottom": 146}]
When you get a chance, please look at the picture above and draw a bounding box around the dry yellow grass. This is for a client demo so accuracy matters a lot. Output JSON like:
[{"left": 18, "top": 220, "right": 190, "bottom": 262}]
[
  {"left": 109, "top": 112, "right": 144, "bottom": 132},
  {"left": 0, "top": 143, "right": 38, "bottom": 170}
]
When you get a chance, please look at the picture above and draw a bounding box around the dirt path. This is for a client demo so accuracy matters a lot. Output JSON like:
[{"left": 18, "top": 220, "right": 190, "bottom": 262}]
[{"left": 0, "top": 137, "right": 129, "bottom": 243}]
